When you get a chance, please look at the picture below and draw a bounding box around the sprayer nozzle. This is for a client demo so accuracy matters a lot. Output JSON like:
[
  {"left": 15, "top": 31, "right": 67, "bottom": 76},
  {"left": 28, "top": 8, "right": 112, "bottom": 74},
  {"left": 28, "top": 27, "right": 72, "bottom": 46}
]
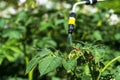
[
  {"left": 68, "top": 12, "right": 76, "bottom": 34},
  {"left": 68, "top": 24, "right": 74, "bottom": 34}
]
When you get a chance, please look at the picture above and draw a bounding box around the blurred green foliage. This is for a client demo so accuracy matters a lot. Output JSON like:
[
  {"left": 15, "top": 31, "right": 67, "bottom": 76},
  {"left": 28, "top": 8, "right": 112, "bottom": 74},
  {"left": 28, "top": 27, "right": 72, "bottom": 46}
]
[
  {"left": 100, "top": 0, "right": 120, "bottom": 13},
  {"left": 0, "top": 0, "right": 120, "bottom": 80}
]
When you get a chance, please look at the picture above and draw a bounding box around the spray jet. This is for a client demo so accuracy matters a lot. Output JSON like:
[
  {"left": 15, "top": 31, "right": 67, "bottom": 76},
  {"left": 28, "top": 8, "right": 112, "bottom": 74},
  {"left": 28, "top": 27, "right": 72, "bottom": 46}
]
[{"left": 68, "top": 0, "right": 105, "bottom": 34}]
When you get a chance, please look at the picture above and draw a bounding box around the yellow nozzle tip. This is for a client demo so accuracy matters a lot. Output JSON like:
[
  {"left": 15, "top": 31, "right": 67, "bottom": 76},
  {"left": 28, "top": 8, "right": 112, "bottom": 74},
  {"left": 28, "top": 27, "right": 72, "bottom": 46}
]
[{"left": 68, "top": 17, "right": 75, "bottom": 25}]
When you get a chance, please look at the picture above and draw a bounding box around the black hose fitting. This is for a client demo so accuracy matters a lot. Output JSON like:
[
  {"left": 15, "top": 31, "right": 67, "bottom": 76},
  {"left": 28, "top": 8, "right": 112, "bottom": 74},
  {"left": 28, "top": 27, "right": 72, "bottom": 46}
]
[
  {"left": 70, "top": 12, "right": 76, "bottom": 18},
  {"left": 86, "top": 0, "right": 97, "bottom": 5}
]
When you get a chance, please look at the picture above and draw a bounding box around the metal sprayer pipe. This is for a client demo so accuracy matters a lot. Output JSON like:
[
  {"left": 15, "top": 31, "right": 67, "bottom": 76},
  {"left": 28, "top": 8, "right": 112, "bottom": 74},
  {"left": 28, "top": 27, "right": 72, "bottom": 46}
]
[
  {"left": 72, "top": 1, "right": 87, "bottom": 13},
  {"left": 72, "top": 0, "right": 105, "bottom": 13}
]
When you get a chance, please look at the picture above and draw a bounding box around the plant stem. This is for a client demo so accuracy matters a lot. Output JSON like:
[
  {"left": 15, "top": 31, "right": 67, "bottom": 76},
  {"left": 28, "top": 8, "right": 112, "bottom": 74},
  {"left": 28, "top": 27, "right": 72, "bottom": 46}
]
[
  {"left": 23, "top": 41, "right": 33, "bottom": 80},
  {"left": 102, "top": 56, "right": 120, "bottom": 72},
  {"left": 97, "top": 56, "right": 120, "bottom": 80},
  {"left": 88, "top": 61, "right": 95, "bottom": 80},
  {"left": 29, "top": 67, "right": 34, "bottom": 80},
  {"left": 25, "top": 56, "right": 34, "bottom": 80},
  {"left": 97, "top": 70, "right": 101, "bottom": 80}
]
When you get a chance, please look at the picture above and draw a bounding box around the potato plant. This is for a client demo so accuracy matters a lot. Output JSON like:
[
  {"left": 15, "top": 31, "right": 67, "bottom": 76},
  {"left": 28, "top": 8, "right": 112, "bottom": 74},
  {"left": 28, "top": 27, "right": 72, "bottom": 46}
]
[
  {"left": 26, "top": 42, "right": 120, "bottom": 80},
  {"left": 0, "top": 0, "right": 120, "bottom": 80}
]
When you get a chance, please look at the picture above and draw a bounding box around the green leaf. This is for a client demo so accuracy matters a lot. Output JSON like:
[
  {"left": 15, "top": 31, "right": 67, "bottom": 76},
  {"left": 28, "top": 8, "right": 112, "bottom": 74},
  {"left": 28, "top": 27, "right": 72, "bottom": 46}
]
[
  {"left": 37, "top": 38, "right": 56, "bottom": 48},
  {"left": 17, "top": 12, "right": 27, "bottom": 21},
  {"left": 25, "top": 0, "right": 36, "bottom": 8},
  {"left": 2, "top": 30, "right": 21, "bottom": 39},
  {"left": 100, "top": 0, "right": 120, "bottom": 12},
  {"left": 26, "top": 48, "right": 52, "bottom": 74},
  {"left": 25, "top": 17, "right": 33, "bottom": 26},
  {"left": 94, "top": 50, "right": 102, "bottom": 63},
  {"left": 111, "top": 66, "right": 120, "bottom": 80},
  {"left": 93, "top": 31, "right": 102, "bottom": 40},
  {"left": 10, "top": 47, "right": 23, "bottom": 54},
  {"left": 0, "top": 55, "right": 4, "bottom": 64},
  {"left": 64, "top": 19, "right": 68, "bottom": 33},
  {"left": 115, "top": 33, "right": 120, "bottom": 40},
  {"left": 4, "top": 52, "right": 16, "bottom": 62},
  {"left": 25, "top": 57, "right": 39, "bottom": 74},
  {"left": 52, "top": 77, "right": 66, "bottom": 80},
  {"left": 62, "top": 59, "right": 77, "bottom": 71},
  {"left": 81, "top": 75, "right": 91, "bottom": 80},
  {"left": 36, "top": 48, "right": 52, "bottom": 58},
  {"left": 39, "top": 55, "right": 62, "bottom": 76},
  {"left": 17, "top": 26, "right": 26, "bottom": 33},
  {"left": 55, "top": 19, "right": 64, "bottom": 26},
  {"left": 39, "top": 21, "right": 53, "bottom": 31},
  {"left": 0, "top": 19, "right": 6, "bottom": 28}
]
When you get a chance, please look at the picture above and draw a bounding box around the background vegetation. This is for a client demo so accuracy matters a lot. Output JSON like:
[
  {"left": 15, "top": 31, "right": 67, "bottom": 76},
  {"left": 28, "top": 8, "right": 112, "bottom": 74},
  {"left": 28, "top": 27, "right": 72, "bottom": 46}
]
[{"left": 0, "top": 0, "right": 120, "bottom": 80}]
